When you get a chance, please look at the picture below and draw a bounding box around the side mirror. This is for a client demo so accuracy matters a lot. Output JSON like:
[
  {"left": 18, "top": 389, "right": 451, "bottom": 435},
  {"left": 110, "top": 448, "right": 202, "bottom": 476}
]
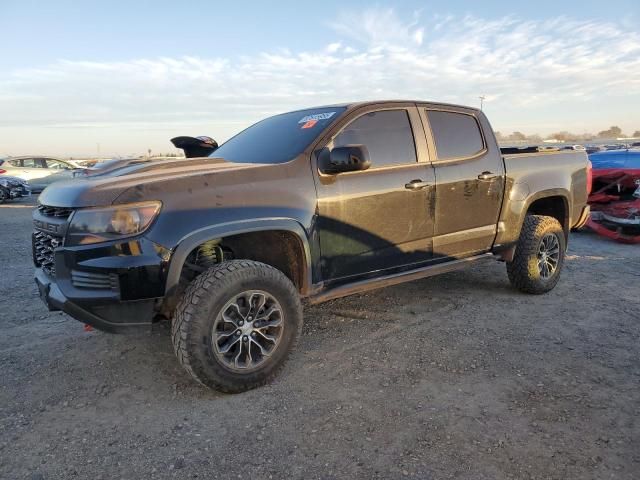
[{"left": 318, "top": 145, "right": 371, "bottom": 174}]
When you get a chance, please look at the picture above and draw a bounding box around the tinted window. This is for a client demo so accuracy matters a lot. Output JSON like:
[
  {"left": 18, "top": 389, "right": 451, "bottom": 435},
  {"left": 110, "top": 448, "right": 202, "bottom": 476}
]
[
  {"left": 20, "top": 158, "right": 45, "bottom": 168},
  {"left": 333, "top": 110, "right": 417, "bottom": 168},
  {"left": 211, "top": 107, "right": 346, "bottom": 164},
  {"left": 427, "top": 110, "right": 484, "bottom": 160}
]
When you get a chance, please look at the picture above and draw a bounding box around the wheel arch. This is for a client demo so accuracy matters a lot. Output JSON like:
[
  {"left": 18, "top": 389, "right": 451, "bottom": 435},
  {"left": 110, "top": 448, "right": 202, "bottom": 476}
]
[
  {"left": 164, "top": 218, "right": 313, "bottom": 299},
  {"left": 524, "top": 191, "right": 571, "bottom": 240}
]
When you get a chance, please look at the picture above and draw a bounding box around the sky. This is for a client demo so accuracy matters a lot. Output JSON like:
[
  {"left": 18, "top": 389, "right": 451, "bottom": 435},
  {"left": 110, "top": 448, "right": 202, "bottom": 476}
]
[{"left": 1, "top": 0, "right": 639, "bottom": 157}]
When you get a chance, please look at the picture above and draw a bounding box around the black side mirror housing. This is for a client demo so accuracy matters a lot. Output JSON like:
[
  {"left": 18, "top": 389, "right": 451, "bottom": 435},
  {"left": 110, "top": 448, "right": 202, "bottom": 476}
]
[{"left": 318, "top": 145, "right": 371, "bottom": 174}]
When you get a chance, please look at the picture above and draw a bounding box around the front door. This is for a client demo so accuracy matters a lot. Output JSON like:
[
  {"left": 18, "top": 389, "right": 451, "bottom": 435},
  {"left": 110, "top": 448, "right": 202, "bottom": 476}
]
[{"left": 314, "top": 106, "right": 436, "bottom": 282}]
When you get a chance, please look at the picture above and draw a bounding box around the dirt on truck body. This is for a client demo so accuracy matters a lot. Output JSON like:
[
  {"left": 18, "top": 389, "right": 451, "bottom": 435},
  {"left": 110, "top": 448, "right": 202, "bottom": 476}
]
[{"left": 33, "top": 100, "right": 590, "bottom": 392}]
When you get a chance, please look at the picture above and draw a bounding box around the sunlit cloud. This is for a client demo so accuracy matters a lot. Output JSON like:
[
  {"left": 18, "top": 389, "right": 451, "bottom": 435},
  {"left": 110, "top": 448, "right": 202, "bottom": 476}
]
[{"left": 1, "top": 8, "right": 639, "bottom": 155}]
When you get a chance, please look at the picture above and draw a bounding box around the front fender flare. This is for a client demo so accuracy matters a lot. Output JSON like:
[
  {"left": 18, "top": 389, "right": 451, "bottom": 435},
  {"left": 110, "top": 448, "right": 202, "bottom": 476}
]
[{"left": 164, "top": 218, "right": 313, "bottom": 297}]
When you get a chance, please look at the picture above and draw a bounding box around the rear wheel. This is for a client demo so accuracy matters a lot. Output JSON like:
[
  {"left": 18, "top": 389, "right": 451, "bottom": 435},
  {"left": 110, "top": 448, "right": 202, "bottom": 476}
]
[
  {"left": 0, "top": 188, "right": 7, "bottom": 204},
  {"left": 507, "top": 215, "right": 566, "bottom": 294},
  {"left": 171, "top": 260, "right": 302, "bottom": 393}
]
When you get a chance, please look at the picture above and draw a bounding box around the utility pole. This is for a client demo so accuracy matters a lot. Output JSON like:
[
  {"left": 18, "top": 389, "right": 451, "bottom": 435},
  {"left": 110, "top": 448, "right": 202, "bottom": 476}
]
[{"left": 479, "top": 95, "right": 486, "bottom": 111}]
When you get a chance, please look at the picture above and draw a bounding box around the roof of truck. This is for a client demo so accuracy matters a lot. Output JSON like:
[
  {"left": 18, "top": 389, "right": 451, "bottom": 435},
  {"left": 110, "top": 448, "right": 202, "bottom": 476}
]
[{"left": 286, "top": 100, "right": 481, "bottom": 114}]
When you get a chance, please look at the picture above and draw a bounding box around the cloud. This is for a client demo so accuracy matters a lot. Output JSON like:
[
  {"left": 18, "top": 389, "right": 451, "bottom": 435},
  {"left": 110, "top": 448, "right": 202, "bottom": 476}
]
[{"left": 1, "top": 8, "right": 639, "bottom": 154}]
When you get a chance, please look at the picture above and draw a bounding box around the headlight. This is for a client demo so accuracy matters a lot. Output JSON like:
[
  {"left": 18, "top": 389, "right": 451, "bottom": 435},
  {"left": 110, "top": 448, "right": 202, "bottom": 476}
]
[{"left": 66, "top": 201, "right": 161, "bottom": 246}]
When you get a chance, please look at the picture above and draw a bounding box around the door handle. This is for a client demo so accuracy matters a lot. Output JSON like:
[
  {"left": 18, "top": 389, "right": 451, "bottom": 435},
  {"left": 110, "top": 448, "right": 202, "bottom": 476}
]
[
  {"left": 477, "top": 171, "right": 497, "bottom": 181},
  {"left": 405, "top": 179, "right": 431, "bottom": 190}
]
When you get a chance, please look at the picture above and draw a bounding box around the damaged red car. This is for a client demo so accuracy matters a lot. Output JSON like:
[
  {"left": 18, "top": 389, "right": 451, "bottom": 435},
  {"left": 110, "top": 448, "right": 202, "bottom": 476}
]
[{"left": 587, "top": 149, "right": 640, "bottom": 243}]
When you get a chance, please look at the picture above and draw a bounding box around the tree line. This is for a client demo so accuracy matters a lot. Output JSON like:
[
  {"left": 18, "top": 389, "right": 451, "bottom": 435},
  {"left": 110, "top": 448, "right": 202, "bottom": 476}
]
[{"left": 495, "top": 126, "right": 640, "bottom": 143}]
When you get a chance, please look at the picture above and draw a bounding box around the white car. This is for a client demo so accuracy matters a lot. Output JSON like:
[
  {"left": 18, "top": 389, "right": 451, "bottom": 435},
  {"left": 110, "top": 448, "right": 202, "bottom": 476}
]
[{"left": 0, "top": 156, "right": 79, "bottom": 192}]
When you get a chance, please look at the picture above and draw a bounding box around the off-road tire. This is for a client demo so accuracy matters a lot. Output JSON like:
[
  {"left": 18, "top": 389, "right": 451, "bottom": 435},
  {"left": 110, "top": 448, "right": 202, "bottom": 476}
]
[
  {"left": 0, "top": 188, "right": 6, "bottom": 204},
  {"left": 507, "top": 214, "right": 566, "bottom": 294},
  {"left": 171, "top": 260, "right": 302, "bottom": 393}
]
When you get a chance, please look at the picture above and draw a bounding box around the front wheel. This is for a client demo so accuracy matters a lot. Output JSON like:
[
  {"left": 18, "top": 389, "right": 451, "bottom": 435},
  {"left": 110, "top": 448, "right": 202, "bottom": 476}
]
[
  {"left": 171, "top": 260, "right": 303, "bottom": 393},
  {"left": 507, "top": 215, "right": 566, "bottom": 294}
]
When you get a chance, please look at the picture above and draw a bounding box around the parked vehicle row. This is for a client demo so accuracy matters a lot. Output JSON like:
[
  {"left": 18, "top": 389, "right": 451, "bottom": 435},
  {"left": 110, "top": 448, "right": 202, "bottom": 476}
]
[
  {"left": 0, "top": 156, "right": 79, "bottom": 192},
  {"left": 1, "top": 138, "right": 213, "bottom": 189}
]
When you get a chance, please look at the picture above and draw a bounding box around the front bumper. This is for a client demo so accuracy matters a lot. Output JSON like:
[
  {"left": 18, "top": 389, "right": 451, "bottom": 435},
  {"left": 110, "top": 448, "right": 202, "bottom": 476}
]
[
  {"left": 33, "top": 234, "right": 172, "bottom": 334},
  {"left": 35, "top": 268, "right": 155, "bottom": 333}
]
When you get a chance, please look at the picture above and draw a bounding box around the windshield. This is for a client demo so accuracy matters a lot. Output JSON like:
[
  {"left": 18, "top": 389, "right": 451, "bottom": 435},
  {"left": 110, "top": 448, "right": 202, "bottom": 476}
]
[{"left": 211, "top": 107, "right": 346, "bottom": 164}]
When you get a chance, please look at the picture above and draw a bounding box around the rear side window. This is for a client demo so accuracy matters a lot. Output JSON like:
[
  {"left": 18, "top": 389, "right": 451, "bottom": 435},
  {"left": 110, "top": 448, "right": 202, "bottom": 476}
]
[
  {"left": 22, "top": 158, "right": 42, "bottom": 168},
  {"left": 333, "top": 110, "right": 417, "bottom": 168},
  {"left": 426, "top": 110, "right": 484, "bottom": 160}
]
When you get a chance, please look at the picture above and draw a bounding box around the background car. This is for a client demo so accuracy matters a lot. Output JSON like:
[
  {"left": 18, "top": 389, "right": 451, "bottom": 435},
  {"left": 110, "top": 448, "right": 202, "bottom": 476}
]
[
  {"left": 0, "top": 175, "right": 30, "bottom": 203},
  {"left": 74, "top": 158, "right": 153, "bottom": 178},
  {"left": 0, "top": 156, "right": 79, "bottom": 192}
]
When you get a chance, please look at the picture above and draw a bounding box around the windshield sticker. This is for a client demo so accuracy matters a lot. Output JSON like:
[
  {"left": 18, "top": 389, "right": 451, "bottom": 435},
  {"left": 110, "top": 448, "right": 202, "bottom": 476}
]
[
  {"left": 298, "top": 112, "right": 336, "bottom": 124},
  {"left": 301, "top": 120, "right": 318, "bottom": 129}
]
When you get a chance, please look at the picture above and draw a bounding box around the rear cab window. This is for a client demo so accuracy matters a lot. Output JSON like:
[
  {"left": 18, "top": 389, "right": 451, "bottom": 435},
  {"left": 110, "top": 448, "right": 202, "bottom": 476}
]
[
  {"left": 331, "top": 109, "right": 417, "bottom": 168},
  {"left": 426, "top": 110, "right": 485, "bottom": 160}
]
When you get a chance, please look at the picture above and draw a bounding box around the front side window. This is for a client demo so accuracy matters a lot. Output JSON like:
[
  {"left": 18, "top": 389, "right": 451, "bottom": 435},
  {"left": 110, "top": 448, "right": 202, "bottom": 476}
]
[
  {"left": 332, "top": 110, "right": 417, "bottom": 168},
  {"left": 426, "top": 110, "right": 485, "bottom": 160}
]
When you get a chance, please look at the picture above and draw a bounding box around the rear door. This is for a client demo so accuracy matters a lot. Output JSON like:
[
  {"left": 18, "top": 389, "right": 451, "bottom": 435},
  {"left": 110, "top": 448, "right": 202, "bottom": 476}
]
[
  {"left": 419, "top": 106, "right": 505, "bottom": 257},
  {"left": 313, "top": 105, "right": 436, "bottom": 282}
]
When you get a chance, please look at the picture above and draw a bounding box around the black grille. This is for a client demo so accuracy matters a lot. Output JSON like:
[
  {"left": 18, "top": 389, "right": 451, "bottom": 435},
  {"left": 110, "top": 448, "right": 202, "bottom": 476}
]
[
  {"left": 33, "top": 231, "right": 62, "bottom": 276},
  {"left": 71, "top": 270, "right": 119, "bottom": 290},
  {"left": 37, "top": 204, "right": 74, "bottom": 218}
]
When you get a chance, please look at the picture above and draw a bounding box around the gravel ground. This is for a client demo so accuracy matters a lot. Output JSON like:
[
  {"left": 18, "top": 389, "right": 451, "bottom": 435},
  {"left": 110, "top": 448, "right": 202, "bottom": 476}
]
[{"left": 1, "top": 196, "right": 638, "bottom": 480}]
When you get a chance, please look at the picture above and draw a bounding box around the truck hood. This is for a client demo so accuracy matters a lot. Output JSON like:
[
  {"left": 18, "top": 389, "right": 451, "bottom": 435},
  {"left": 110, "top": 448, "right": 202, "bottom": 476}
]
[{"left": 38, "top": 157, "right": 268, "bottom": 207}]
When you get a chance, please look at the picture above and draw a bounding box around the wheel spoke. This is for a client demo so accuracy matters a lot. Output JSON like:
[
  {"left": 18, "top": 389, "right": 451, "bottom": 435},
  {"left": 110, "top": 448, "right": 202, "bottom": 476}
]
[
  {"left": 245, "top": 340, "right": 253, "bottom": 368},
  {"left": 248, "top": 292, "right": 267, "bottom": 317},
  {"left": 250, "top": 337, "right": 271, "bottom": 357},
  {"left": 222, "top": 303, "right": 243, "bottom": 326},
  {"left": 255, "top": 329, "right": 277, "bottom": 343},
  {"left": 234, "top": 341, "right": 244, "bottom": 368},
  {"left": 255, "top": 304, "right": 280, "bottom": 321},
  {"left": 217, "top": 329, "right": 239, "bottom": 339},
  {"left": 219, "top": 336, "right": 241, "bottom": 354}
]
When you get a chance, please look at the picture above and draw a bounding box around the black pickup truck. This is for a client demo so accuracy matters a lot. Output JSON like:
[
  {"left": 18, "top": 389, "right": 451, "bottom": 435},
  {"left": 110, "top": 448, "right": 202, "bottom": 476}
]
[{"left": 33, "top": 101, "right": 591, "bottom": 392}]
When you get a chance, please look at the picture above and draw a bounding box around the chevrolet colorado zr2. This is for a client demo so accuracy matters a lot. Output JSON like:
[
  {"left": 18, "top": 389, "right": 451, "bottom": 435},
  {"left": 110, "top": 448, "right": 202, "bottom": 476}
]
[{"left": 33, "top": 101, "right": 591, "bottom": 392}]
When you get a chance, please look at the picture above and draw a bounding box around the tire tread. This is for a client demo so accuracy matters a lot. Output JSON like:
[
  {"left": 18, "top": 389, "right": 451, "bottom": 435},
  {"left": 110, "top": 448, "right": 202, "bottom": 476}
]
[{"left": 171, "top": 260, "right": 302, "bottom": 393}]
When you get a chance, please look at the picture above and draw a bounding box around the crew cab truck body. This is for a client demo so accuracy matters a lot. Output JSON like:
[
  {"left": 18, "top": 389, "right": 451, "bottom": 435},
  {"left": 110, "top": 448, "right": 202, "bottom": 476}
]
[{"left": 34, "top": 101, "right": 590, "bottom": 392}]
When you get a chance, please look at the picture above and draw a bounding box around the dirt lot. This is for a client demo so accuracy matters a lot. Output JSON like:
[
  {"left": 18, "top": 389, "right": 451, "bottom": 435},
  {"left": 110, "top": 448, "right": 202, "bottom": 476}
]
[{"left": 1, "top": 196, "right": 638, "bottom": 480}]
